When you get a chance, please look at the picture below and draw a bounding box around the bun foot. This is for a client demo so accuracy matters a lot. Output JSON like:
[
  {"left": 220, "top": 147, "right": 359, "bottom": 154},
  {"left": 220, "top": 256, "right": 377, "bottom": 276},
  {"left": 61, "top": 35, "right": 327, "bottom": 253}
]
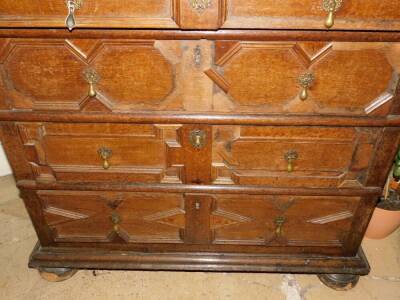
[
  {"left": 318, "top": 274, "right": 360, "bottom": 291},
  {"left": 38, "top": 267, "right": 78, "bottom": 282}
]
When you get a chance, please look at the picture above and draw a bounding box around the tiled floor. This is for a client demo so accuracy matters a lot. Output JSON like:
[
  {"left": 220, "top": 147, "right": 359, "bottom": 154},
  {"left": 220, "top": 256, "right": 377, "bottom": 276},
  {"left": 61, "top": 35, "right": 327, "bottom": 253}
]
[{"left": 0, "top": 175, "right": 399, "bottom": 300}]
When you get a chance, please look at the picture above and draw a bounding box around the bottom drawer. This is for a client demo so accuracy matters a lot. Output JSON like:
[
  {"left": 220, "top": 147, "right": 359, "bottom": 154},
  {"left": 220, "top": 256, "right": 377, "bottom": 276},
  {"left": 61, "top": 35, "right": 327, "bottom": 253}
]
[{"left": 33, "top": 190, "right": 369, "bottom": 254}]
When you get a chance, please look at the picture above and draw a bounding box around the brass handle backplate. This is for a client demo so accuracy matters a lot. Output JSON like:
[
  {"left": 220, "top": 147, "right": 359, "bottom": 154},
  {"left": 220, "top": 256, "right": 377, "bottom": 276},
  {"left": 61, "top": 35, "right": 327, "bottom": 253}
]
[
  {"left": 98, "top": 147, "right": 112, "bottom": 170},
  {"left": 65, "top": 0, "right": 83, "bottom": 31},
  {"left": 83, "top": 68, "right": 100, "bottom": 98},
  {"left": 298, "top": 72, "right": 315, "bottom": 101},
  {"left": 189, "top": 0, "right": 212, "bottom": 13},
  {"left": 284, "top": 150, "right": 299, "bottom": 173},
  {"left": 110, "top": 211, "right": 121, "bottom": 232},
  {"left": 274, "top": 216, "right": 286, "bottom": 238},
  {"left": 189, "top": 129, "right": 206, "bottom": 149},
  {"left": 322, "top": 0, "right": 343, "bottom": 29}
]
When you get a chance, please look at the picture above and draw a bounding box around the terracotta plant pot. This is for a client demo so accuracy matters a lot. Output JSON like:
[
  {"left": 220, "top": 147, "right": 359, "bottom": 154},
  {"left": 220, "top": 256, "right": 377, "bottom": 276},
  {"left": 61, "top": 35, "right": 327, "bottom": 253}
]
[{"left": 365, "top": 207, "right": 400, "bottom": 239}]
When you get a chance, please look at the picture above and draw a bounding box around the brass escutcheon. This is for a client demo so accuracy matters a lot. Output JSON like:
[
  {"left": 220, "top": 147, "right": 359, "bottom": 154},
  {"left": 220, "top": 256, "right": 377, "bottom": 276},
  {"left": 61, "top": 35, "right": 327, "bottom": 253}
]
[
  {"left": 284, "top": 150, "right": 299, "bottom": 173},
  {"left": 98, "top": 147, "right": 112, "bottom": 170},
  {"left": 189, "top": 129, "right": 206, "bottom": 149},
  {"left": 274, "top": 216, "right": 286, "bottom": 238},
  {"left": 322, "top": 0, "right": 343, "bottom": 29},
  {"left": 189, "top": 0, "right": 212, "bottom": 13}
]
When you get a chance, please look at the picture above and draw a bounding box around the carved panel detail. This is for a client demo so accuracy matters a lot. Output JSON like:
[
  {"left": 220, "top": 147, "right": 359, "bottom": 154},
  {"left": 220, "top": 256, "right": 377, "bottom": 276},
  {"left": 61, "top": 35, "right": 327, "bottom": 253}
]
[
  {"left": 39, "top": 191, "right": 186, "bottom": 243},
  {"left": 210, "top": 195, "right": 360, "bottom": 247},
  {"left": 207, "top": 42, "right": 397, "bottom": 115},
  {"left": 0, "top": 39, "right": 177, "bottom": 112},
  {"left": 17, "top": 123, "right": 185, "bottom": 184},
  {"left": 212, "top": 126, "right": 380, "bottom": 188}
]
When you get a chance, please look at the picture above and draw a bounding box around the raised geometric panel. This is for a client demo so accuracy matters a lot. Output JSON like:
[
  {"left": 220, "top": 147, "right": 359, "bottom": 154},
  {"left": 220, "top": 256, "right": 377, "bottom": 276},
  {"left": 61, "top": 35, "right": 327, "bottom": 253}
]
[
  {"left": 3, "top": 41, "right": 87, "bottom": 110},
  {"left": 0, "top": 39, "right": 182, "bottom": 112},
  {"left": 206, "top": 42, "right": 305, "bottom": 106},
  {"left": 39, "top": 191, "right": 186, "bottom": 244},
  {"left": 211, "top": 195, "right": 360, "bottom": 248},
  {"left": 212, "top": 126, "right": 380, "bottom": 188},
  {"left": 207, "top": 42, "right": 397, "bottom": 115},
  {"left": 90, "top": 41, "right": 174, "bottom": 109},
  {"left": 17, "top": 123, "right": 185, "bottom": 184},
  {"left": 310, "top": 49, "right": 394, "bottom": 112}
]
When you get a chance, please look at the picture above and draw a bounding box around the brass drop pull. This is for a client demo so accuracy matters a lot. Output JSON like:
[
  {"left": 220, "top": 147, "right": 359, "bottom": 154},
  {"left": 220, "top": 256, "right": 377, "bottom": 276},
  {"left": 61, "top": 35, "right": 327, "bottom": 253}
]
[
  {"left": 274, "top": 216, "right": 286, "bottom": 238},
  {"left": 98, "top": 147, "right": 112, "bottom": 170},
  {"left": 83, "top": 68, "right": 100, "bottom": 98},
  {"left": 284, "top": 150, "right": 299, "bottom": 173},
  {"left": 298, "top": 72, "right": 315, "bottom": 101},
  {"left": 110, "top": 211, "right": 122, "bottom": 232},
  {"left": 189, "top": 129, "right": 206, "bottom": 149},
  {"left": 322, "top": 0, "right": 342, "bottom": 29},
  {"left": 65, "top": 0, "right": 83, "bottom": 31}
]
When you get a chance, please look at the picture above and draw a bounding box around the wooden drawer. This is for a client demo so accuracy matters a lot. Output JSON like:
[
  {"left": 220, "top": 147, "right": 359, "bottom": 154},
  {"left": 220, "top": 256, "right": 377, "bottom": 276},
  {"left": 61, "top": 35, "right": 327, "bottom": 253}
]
[
  {"left": 223, "top": 0, "right": 400, "bottom": 31},
  {"left": 17, "top": 122, "right": 187, "bottom": 184},
  {"left": 0, "top": 1, "right": 223, "bottom": 30},
  {"left": 34, "top": 190, "right": 369, "bottom": 255},
  {"left": 207, "top": 41, "right": 400, "bottom": 116},
  {"left": 1, "top": 39, "right": 399, "bottom": 117},
  {"left": 212, "top": 126, "right": 382, "bottom": 188},
  {"left": 0, "top": 38, "right": 218, "bottom": 113},
  {"left": 0, "top": 1, "right": 177, "bottom": 29},
  {"left": 38, "top": 190, "right": 187, "bottom": 244},
  {"left": 2, "top": 1, "right": 399, "bottom": 31},
  {"left": 210, "top": 194, "right": 360, "bottom": 248}
]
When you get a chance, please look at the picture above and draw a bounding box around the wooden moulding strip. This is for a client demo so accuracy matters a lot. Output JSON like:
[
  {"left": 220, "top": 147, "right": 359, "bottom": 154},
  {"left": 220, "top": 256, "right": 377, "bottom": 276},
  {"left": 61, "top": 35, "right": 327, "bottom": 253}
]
[
  {"left": 29, "top": 243, "right": 370, "bottom": 274},
  {"left": 1, "top": 111, "right": 400, "bottom": 127},
  {"left": 17, "top": 180, "right": 382, "bottom": 196},
  {"left": 0, "top": 29, "right": 400, "bottom": 42}
]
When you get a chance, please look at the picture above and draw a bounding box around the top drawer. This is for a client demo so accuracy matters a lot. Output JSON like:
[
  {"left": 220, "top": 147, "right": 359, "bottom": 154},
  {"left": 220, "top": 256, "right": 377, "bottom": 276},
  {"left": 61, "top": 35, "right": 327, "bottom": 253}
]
[
  {"left": 0, "top": 0, "right": 220, "bottom": 30},
  {"left": 223, "top": 0, "right": 400, "bottom": 31},
  {"left": 0, "top": 0, "right": 178, "bottom": 29},
  {"left": 1, "top": 1, "right": 399, "bottom": 31}
]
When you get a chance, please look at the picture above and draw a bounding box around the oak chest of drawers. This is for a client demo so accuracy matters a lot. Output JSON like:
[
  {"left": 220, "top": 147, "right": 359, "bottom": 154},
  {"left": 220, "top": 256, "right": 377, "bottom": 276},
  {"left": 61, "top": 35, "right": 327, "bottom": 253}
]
[{"left": 1, "top": 0, "right": 400, "bottom": 289}]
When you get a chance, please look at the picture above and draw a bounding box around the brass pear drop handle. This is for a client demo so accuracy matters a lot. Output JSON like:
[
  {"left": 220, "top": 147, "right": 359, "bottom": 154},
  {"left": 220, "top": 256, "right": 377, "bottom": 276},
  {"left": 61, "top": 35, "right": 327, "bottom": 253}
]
[
  {"left": 98, "top": 147, "right": 112, "bottom": 170},
  {"left": 83, "top": 68, "right": 100, "bottom": 98},
  {"left": 284, "top": 150, "right": 299, "bottom": 173},
  {"left": 322, "top": 0, "right": 343, "bottom": 29},
  {"left": 110, "top": 211, "right": 121, "bottom": 232},
  {"left": 274, "top": 216, "right": 286, "bottom": 238},
  {"left": 65, "top": 0, "right": 83, "bottom": 31},
  {"left": 298, "top": 72, "right": 315, "bottom": 101}
]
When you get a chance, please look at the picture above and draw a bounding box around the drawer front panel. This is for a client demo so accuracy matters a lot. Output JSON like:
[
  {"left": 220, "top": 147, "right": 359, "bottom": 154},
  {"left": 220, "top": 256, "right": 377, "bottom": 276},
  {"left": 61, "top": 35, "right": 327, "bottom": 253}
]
[
  {"left": 211, "top": 194, "right": 359, "bottom": 248},
  {"left": 17, "top": 123, "right": 187, "bottom": 184},
  {"left": 0, "top": 1, "right": 178, "bottom": 29},
  {"left": 1, "top": 39, "right": 399, "bottom": 118},
  {"left": 213, "top": 126, "right": 381, "bottom": 188},
  {"left": 207, "top": 41, "right": 399, "bottom": 116},
  {"left": 34, "top": 190, "right": 366, "bottom": 255},
  {"left": 0, "top": 39, "right": 194, "bottom": 112},
  {"left": 223, "top": 0, "right": 400, "bottom": 31},
  {"left": 38, "top": 190, "right": 186, "bottom": 244}
]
